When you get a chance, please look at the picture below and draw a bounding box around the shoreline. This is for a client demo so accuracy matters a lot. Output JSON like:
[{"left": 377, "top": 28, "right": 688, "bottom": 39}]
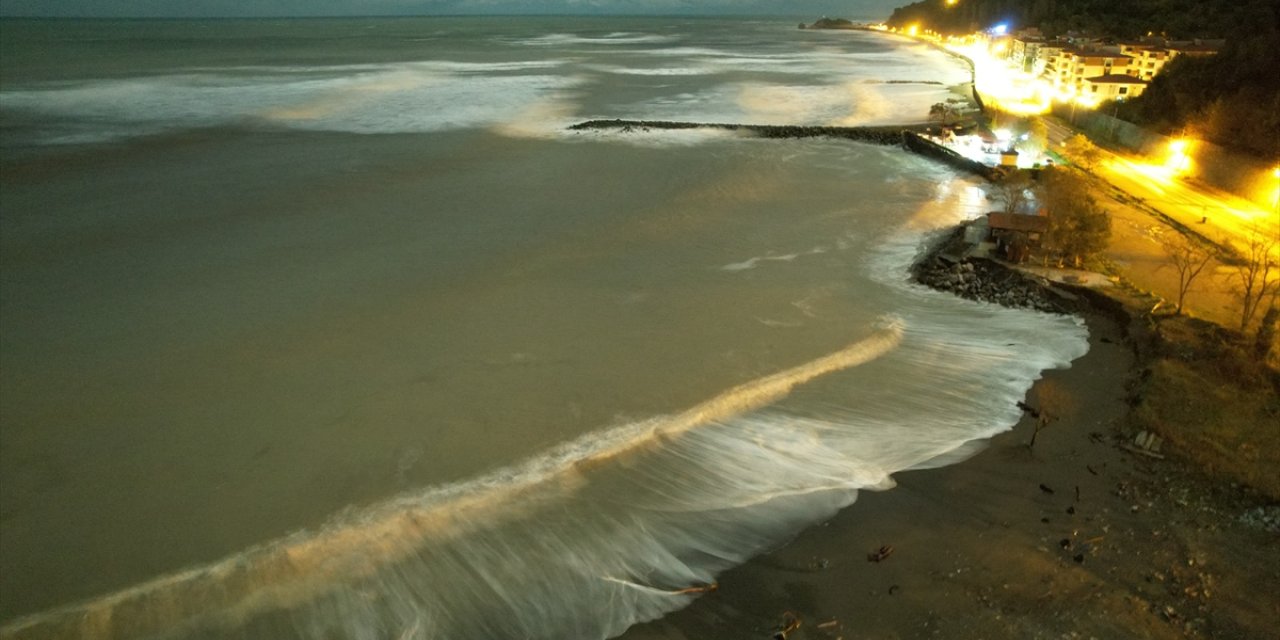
[{"left": 622, "top": 225, "right": 1280, "bottom": 639}]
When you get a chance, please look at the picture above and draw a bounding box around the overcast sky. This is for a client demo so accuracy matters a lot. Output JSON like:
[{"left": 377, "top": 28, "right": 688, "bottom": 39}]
[{"left": 0, "top": 0, "right": 903, "bottom": 19}]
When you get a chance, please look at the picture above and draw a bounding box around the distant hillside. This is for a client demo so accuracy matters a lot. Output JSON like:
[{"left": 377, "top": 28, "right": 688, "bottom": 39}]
[
  {"left": 885, "top": 0, "right": 1268, "bottom": 39},
  {"left": 1117, "top": 33, "right": 1280, "bottom": 160},
  {"left": 806, "top": 17, "right": 856, "bottom": 29}
]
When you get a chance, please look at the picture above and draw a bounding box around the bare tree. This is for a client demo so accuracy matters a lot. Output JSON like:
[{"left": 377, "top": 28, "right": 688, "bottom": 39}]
[
  {"left": 1160, "top": 233, "right": 1215, "bottom": 315},
  {"left": 1230, "top": 228, "right": 1280, "bottom": 333},
  {"left": 987, "top": 169, "right": 1034, "bottom": 215},
  {"left": 929, "top": 102, "right": 959, "bottom": 125},
  {"left": 1026, "top": 379, "right": 1072, "bottom": 450}
]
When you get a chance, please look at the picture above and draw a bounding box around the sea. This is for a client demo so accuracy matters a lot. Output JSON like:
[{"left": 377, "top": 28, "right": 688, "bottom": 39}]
[{"left": 0, "top": 16, "right": 1089, "bottom": 640}]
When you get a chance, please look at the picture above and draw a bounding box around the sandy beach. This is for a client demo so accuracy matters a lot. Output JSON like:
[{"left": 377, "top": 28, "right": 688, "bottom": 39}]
[{"left": 621, "top": 302, "right": 1279, "bottom": 640}]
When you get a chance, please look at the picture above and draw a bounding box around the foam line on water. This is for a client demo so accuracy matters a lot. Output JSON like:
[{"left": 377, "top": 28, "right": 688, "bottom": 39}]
[{"left": 0, "top": 323, "right": 904, "bottom": 640}]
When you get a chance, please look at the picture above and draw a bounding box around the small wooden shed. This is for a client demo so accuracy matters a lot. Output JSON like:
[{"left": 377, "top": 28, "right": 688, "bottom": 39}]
[{"left": 987, "top": 212, "right": 1048, "bottom": 263}]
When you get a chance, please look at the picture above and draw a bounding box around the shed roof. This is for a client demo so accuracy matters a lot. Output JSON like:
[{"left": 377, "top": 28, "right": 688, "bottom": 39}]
[{"left": 987, "top": 212, "right": 1049, "bottom": 233}]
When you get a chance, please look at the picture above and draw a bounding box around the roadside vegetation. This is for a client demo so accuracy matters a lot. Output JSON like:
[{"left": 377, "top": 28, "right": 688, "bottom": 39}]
[
  {"left": 1128, "top": 311, "right": 1280, "bottom": 500},
  {"left": 1036, "top": 168, "right": 1111, "bottom": 268}
]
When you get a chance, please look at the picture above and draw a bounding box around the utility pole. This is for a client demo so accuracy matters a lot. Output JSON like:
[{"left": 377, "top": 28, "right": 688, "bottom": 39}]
[{"left": 1108, "top": 101, "right": 1119, "bottom": 143}]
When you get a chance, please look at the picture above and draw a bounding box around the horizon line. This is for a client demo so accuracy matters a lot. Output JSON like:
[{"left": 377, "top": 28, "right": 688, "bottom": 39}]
[{"left": 0, "top": 12, "right": 885, "bottom": 21}]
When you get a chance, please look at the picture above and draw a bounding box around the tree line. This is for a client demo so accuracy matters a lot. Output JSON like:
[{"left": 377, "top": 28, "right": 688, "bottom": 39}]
[
  {"left": 1114, "top": 28, "right": 1280, "bottom": 160},
  {"left": 885, "top": 0, "right": 1268, "bottom": 40}
]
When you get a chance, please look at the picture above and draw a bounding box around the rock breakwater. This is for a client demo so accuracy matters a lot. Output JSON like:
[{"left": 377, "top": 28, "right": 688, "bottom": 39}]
[
  {"left": 911, "top": 230, "right": 1071, "bottom": 314},
  {"left": 567, "top": 119, "right": 916, "bottom": 146}
]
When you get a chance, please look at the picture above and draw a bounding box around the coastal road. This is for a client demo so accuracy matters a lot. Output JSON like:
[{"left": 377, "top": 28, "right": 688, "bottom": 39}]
[
  {"left": 1098, "top": 155, "right": 1279, "bottom": 253},
  {"left": 1038, "top": 115, "right": 1266, "bottom": 325},
  {"left": 1042, "top": 116, "right": 1280, "bottom": 256}
]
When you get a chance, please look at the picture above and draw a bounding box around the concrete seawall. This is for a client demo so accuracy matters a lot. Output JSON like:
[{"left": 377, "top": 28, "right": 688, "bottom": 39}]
[{"left": 902, "top": 131, "right": 1001, "bottom": 180}]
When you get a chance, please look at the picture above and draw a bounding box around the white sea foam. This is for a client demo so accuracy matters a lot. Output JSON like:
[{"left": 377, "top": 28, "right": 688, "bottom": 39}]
[
  {"left": 608, "top": 80, "right": 942, "bottom": 127},
  {"left": 720, "top": 253, "right": 798, "bottom": 272},
  {"left": 0, "top": 64, "right": 585, "bottom": 142},
  {"left": 184, "top": 60, "right": 567, "bottom": 75},
  {"left": 567, "top": 125, "right": 740, "bottom": 148},
  {"left": 513, "top": 32, "right": 676, "bottom": 46},
  {"left": 586, "top": 64, "right": 713, "bottom": 76}
]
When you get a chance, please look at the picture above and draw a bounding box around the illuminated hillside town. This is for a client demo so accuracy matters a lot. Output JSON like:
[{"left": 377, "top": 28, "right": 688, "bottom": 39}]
[
  {"left": 809, "top": 16, "right": 1280, "bottom": 228},
  {"left": 878, "top": 20, "right": 1220, "bottom": 113}
]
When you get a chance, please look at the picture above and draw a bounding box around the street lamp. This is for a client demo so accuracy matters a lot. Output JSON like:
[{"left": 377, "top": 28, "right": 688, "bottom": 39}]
[
  {"left": 1167, "top": 138, "right": 1192, "bottom": 175},
  {"left": 1272, "top": 165, "right": 1279, "bottom": 243}
]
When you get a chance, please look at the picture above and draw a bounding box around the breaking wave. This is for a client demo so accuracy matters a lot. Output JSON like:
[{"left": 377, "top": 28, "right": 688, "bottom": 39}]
[{"left": 3, "top": 325, "right": 913, "bottom": 640}]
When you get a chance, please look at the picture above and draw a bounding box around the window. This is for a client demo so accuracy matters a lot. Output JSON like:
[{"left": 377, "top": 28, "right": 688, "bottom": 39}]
[{"left": 1119, "top": 87, "right": 1128, "bottom": 94}]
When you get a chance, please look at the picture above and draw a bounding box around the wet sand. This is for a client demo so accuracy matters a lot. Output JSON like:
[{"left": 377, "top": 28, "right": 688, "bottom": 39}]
[{"left": 621, "top": 308, "right": 1280, "bottom": 640}]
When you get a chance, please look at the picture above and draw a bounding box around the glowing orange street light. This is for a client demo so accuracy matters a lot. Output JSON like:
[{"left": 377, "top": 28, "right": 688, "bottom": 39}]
[
  {"left": 1272, "top": 165, "right": 1279, "bottom": 210},
  {"left": 907, "top": 24, "right": 920, "bottom": 36},
  {"left": 1166, "top": 138, "right": 1193, "bottom": 175},
  {"left": 945, "top": 0, "right": 959, "bottom": 6}
]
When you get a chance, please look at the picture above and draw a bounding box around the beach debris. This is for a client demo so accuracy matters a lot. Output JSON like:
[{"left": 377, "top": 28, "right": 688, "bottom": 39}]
[
  {"left": 1016, "top": 400, "right": 1041, "bottom": 418},
  {"left": 1039, "top": 483, "right": 1055, "bottom": 494},
  {"left": 772, "top": 611, "right": 801, "bottom": 640},
  {"left": 888, "top": 584, "right": 901, "bottom": 595},
  {"left": 1074, "top": 485, "right": 1081, "bottom": 502},
  {"left": 1134, "top": 430, "right": 1164, "bottom": 453},
  {"left": 1238, "top": 506, "right": 1280, "bottom": 532},
  {"left": 1122, "top": 431, "right": 1167, "bottom": 459},
  {"left": 1059, "top": 538, "right": 1072, "bottom": 549},
  {"left": 816, "top": 619, "right": 840, "bottom": 630},
  {"left": 1086, "top": 464, "right": 1100, "bottom": 476},
  {"left": 867, "top": 545, "right": 895, "bottom": 562},
  {"left": 671, "top": 583, "right": 719, "bottom": 595},
  {"left": 1066, "top": 505, "right": 1076, "bottom": 515},
  {"left": 1073, "top": 552, "right": 1085, "bottom": 563}
]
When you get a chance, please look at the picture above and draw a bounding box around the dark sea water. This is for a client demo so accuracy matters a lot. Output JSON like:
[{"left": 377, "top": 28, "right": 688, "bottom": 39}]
[{"left": 0, "top": 16, "right": 1088, "bottom": 639}]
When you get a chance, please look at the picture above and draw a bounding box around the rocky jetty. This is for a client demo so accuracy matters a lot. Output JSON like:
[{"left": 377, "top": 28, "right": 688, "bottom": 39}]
[
  {"left": 911, "top": 230, "right": 1071, "bottom": 314},
  {"left": 567, "top": 122, "right": 1000, "bottom": 180},
  {"left": 567, "top": 119, "right": 916, "bottom": 146}
]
